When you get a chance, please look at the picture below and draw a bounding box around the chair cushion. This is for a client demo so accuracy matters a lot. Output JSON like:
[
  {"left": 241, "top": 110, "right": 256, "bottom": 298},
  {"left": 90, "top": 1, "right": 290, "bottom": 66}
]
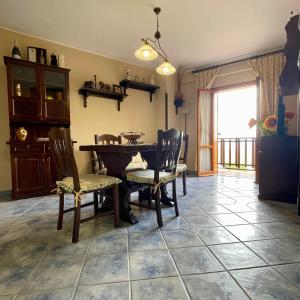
[
  {"left": 126, "top": 153, "right": 147, "bottom": 170},
  {"left": 97, "top": 168, "right": 107, "bottom": 175},
  {"left": 177, "top": 163, "right": 187, "bottom": 173},
  {"left": 126, "top": 169, "right": 176, "bottom": 185},
  {"left": 56, "top": 174, "right": 121, "bottom": 194}
]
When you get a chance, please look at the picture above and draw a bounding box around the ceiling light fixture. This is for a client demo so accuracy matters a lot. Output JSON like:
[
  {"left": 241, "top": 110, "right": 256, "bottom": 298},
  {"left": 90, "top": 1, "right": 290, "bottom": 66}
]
[{"left": 135, "top": 7, "right": 176, "bottom": 76}]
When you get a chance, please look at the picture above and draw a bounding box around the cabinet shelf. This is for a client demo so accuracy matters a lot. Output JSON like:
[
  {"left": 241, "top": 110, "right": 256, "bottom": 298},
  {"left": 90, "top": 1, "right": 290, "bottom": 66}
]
[
  {"left": 79, "top": 87, "right": 124, "bottom": 111},
  {"left": 119, "top": 79, "right": 160, "bottom": 102}
]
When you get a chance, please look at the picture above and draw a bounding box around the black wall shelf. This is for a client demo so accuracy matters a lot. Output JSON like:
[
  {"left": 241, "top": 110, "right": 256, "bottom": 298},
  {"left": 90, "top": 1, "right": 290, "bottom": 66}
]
[
  {"left": 79, "top": 87, "right": 123, "bottom": 111},
  {"left": 119, "top": 80, "right": 160, "bottom": 102}
]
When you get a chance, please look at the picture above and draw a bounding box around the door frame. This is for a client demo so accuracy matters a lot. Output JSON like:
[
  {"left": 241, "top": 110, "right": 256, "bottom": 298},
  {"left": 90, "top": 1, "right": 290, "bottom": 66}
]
[{"left": 196, "top": 88, "right": 217, "bottom": 176}]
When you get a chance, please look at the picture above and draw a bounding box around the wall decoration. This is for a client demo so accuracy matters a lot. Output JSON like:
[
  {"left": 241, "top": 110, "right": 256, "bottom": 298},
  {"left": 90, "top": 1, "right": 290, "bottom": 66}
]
[
  {"left": 27, "top": 47, "right": 47, "bottom": 64},
  {"left": 27, "top": 47, "right": 37, "bottom": 62}
]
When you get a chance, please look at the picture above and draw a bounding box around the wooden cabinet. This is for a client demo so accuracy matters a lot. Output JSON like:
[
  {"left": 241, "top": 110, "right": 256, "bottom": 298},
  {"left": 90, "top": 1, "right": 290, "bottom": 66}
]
[
  {"left": 257, "top": 136, "right": 298, "bottom": 203},
  {"left": 4, "top": 57, "right": 70, "bottom": 199}
]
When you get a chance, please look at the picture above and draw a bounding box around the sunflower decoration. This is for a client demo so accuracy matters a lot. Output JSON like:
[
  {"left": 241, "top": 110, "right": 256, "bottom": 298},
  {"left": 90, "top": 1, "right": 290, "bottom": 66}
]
[
  {"left": 262, "top": 115, "right": 278, "bottom": 135},
  {"left": 249, "top": 112, "right": 295, "bottom": 136}
]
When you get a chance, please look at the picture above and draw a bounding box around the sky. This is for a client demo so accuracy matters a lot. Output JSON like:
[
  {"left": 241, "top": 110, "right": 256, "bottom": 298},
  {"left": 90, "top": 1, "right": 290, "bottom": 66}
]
[{"left": 217, "top": 86, "right": 257, "bottom": 138}]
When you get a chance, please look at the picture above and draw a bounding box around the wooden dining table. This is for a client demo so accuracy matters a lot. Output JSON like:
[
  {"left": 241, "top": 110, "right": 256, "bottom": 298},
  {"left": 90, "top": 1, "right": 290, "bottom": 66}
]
[{"left": 79, "top": 143, "right": 173, "bottom": 224}]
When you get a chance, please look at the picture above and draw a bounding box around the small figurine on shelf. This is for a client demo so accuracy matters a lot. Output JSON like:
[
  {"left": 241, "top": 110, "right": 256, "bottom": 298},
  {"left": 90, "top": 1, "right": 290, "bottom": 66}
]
[
  {"left": 113, "top": 85, "right": 122, "bottom": 94},
  {"left": 125, "top": 69, "right": 131, "bottom": 80},
  {"left": 84, "top": 81, "right": 93, "bottom": 88},
  {"left": 150, "top": 74, "right": 155, "bottom": 85},
  {"left": 12, "top": 39, "right": 21, "bottom": 59},
  {"left": 99, "top": 81, "right": 104, "bottom": 89},
  {"left": 93, "top": 75, "right": 97, "bottom": 89},
  {"left": 58, "top": 53, "right": 65, "bottom": 68},
  {"left": 16, "top": 127, "right": 28, "bottom": 142},
  {"left": 50, "top": 53, "right": 58, "bottom": 67}
]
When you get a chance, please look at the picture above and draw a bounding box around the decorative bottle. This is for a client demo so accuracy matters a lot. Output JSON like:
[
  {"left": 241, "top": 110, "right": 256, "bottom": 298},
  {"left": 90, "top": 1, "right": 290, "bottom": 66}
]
[{"left": 12, "top": 39, "right": 21, "bottom": 59}]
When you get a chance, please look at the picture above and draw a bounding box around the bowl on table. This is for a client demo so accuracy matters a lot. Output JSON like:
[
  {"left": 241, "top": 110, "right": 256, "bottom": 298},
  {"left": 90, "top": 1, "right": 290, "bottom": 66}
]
[{"left": 121, "top": 132, "right": 144, "bottom": 144}]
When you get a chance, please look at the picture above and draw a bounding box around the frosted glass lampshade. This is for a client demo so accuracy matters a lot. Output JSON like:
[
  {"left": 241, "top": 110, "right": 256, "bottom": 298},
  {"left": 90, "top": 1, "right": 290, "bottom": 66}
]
[
  {"left": 156, "top": 61, "right": 176, "bottom": 75},
  {"left": 135, "top": 43, "right": 158, "bottom": 61}
]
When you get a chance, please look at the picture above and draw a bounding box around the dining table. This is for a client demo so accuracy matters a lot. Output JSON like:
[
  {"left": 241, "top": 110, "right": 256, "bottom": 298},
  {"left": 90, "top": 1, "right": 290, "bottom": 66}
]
[{"left": 79, "top": 143, "right": 173, "bottom": 224}]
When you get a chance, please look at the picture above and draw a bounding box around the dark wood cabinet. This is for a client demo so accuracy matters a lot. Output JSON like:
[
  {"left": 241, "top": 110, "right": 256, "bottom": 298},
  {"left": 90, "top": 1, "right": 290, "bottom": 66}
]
[
  {"left": 4, "top": 57, "right": 71, "bottom": 199},
  {"left": 258, "top": 136, "right": 298, "bottom": 203}
]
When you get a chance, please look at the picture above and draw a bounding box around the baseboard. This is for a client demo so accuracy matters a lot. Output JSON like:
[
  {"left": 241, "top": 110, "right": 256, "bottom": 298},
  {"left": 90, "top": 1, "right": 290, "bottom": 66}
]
[
  {"left": 187, "top": 170, "right": 197, "bottom": 176},
  {"left": 0, "top": 190, "right": 12, "bottom": 200}
]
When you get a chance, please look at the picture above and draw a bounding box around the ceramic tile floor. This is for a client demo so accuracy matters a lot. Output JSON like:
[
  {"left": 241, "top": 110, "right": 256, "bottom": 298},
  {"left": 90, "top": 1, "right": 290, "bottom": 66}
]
[{"left": 1, "top": 175, "right": 300, "bottom": 299}]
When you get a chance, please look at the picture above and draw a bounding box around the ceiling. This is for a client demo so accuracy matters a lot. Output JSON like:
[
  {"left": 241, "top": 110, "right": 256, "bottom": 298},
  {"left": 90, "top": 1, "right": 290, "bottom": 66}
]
[{"left": 0, "top": 0, "right": 299, "bottom": 69}]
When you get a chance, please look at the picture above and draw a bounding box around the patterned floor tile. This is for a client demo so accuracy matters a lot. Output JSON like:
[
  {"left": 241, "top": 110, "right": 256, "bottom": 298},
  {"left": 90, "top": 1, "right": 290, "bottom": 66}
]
[
  {"left": 16, "top": 288, "right": 73, "bottom": 300},
  {"left": 80, "top": 253, "right": 128, "bottom": 285},
  {"left": 0, "top": 262, "right": 36, "bottom": 295},
  {"left": 197, "top": 227, "right": 239, "bottom": 245},
  {"left": 162, "top": 229, "right": 204, "bottom": 248},
  {"left": 209, "top": 243, "right": 267, "bottom": 270},
  {"left": 131, "top": 277, "right": 188, "bottom": 300},
  {"left": 129, "top": 231, "right": 166, "bottom": 252},
  {"left": 183, "top": 272, "right": 248, "bottom": 300},
  {"left": 274, "top": 263, "right": 300, "bottom": 288},
  {"left": 231, "top": 266, "right": 300, "bottom": 299},
  {"left": 245, "top": 239, "right": 300, "bottom": 265},
  {"left": 225, "top": 224, "right": 271, "bottom": 241},
  {"left": 88, "top": 232, "right": 127, "bottom": 256},
  {"left": 130, "top": 250, "right": 177, "bottom": 280},
  {"left": 212, "top": 214, "right": 248, "bottom": 226},
  {"left": 24, "top": 256, "right": 84, "bottom": 292},
  {"left": 171, "top": 246, "right": 224, "bottom": 275},
  {"left": 74, "top": 282, "right": 129, "bottom": 300}
]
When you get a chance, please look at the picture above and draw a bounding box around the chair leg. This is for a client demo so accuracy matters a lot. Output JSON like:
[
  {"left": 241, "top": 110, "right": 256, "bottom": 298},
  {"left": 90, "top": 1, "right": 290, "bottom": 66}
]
[
  {"left": 148, "top": 185, "right": 152, "bottom": 208},
  {"left": 138, "top": 191, "right": 142, "bottom": 204},
  {"left": 154, "top": 187, "right": 163, "bottom": 227},
  {"left": 113, "top": 184, "right": 120, "bottom": 227},
  {"left": 72, "top": 201, "right": 81, "bottom": 243},
  {"left": 57, "top": 192, "right": 64, "bottom": 230},
  {"left": 93, "top": 191, "right": 99, "bottom": 215},
  {"left": 173, "top": 180, "right": 179, "bottom": 216},
  {"left": 182, "top": 171, "right": 187, "bottom": 196},
  {"left": 99, "top": 192, "right": 104, "bottom": 204}
]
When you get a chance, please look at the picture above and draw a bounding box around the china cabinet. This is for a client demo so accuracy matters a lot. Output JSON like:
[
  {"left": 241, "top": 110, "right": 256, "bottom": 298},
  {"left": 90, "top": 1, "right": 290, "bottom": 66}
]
[{"left": 4, "top": 57, "right": 70, "bottom": 198}]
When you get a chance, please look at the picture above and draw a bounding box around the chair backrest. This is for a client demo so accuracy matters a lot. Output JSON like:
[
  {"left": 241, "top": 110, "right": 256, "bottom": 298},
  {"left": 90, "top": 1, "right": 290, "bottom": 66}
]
[
  {"left": 154, "top": 128, "right": 183, "bottom": 182},
  {"left": 94, "top": 134, "right": 122, "bottom": 145},
  {"left": 48, "top": 127, "right": 80, "bottom": 192},
  {"left": 180, "top": 134, "right": 189, "bottom": 164},
  {"left": 93, "top": 134, "right": 122, "bottom": 171}
]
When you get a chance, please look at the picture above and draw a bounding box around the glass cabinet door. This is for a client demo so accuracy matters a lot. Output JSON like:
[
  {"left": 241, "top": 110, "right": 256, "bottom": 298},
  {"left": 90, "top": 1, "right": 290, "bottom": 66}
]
[
  {"left": 44, "top": 70, "right": 66, "bottom": 101},
  {"left": 43, "top": 69, "right": 69, "bottom": 122},
  {"left": 10, "top": 64, "right": 40, "bottom": 119}
]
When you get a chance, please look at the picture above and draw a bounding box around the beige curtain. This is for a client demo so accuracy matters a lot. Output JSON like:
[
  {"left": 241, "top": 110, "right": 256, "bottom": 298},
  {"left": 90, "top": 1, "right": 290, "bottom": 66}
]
[
  {"left": 249, "top": 53, "right": 285, "bottom": 119},
  {"left": 196, "top": 67, "right": 220, "bottom": 175}
]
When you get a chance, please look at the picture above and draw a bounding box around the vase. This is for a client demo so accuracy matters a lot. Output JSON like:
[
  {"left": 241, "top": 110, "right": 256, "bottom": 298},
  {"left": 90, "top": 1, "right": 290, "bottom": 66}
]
[{"left": 16, "top": 127, "right": 27, "bottom": 142}]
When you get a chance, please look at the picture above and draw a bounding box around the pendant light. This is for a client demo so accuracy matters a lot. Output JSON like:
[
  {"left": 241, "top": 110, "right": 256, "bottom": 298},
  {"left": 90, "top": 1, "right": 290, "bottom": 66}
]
[{"left": 135, "top": 7, "right": 176, "bottom": 76}]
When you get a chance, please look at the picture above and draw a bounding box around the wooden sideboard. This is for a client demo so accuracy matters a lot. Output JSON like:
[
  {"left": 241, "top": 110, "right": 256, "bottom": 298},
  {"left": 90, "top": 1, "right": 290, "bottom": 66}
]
[
  {"left": 4, "top": 57, "right": 70, "bottom": 199},
  {"left": 257, "top": 136, "right": 298, "bottom": 203}
]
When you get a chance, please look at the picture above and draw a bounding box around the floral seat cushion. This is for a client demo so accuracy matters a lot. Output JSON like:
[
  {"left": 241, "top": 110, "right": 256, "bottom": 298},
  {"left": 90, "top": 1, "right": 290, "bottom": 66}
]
[
  {"left": 126, "top": 169, "right": 176, "bottom": 185},
  {"left": 56, "top": 174, "right": 121, "bottom": 194},
  {"left": 177, "top": 163, "right": 187, "bottom": 173}
]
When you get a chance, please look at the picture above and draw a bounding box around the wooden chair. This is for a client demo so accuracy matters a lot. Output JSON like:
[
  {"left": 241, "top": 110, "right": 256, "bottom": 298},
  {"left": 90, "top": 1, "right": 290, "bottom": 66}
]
[
  {"left": 91, "top": 134, "right": 122, "bottom": 174},
  {"left": 177, "top": 134, "right": 189, "bottom": 195},
  {"left": 49, "top": 128, "right": 121, "bottom": 243},
  {"left": 126, "top": 128, "right": 183, "bottom": 227}
]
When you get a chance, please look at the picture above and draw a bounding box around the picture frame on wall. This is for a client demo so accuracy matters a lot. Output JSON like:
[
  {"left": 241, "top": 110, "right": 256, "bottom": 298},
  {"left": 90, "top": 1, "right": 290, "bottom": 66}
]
[{"left": 27, "top": 47, "right": 47, "bottom": 64}]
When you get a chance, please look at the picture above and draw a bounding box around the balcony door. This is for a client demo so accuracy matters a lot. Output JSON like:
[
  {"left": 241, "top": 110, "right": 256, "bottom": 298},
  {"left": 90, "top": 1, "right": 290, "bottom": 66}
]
[{"left": 197, "top": 89, "right": 218, "bottom": 176}]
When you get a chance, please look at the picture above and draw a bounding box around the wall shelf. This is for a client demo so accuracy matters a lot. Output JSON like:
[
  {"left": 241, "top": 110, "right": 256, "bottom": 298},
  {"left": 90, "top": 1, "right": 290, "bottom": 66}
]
[
  {"left": 119, "top": 79, "right": 160, "bottom": 102},
  {"left": 79, "top": 87, "right": 123, "bottom": 111}
]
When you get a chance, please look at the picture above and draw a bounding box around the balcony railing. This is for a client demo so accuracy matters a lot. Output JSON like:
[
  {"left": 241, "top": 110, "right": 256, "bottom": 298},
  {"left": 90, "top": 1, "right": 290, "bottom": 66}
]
[{"left": 218, "top": 137, "right": 256, "bottom": 170}]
